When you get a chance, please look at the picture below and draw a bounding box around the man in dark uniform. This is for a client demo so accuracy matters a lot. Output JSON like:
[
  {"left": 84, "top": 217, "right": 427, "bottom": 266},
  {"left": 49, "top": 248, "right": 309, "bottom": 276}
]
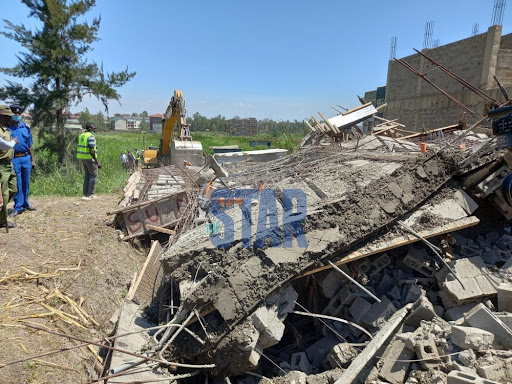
[
  {"left": 0, "top": 105, "right": 19, "bottom": 229},
  {"left": 8, "top": 104, "right": 36, "bottom": 216}
]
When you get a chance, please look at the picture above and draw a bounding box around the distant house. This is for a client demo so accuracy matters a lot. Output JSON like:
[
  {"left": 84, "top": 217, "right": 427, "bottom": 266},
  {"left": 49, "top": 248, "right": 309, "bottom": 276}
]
[
  {"left": 111, "top": 116, "right": 128, "bottom": 130},
  {"left": 64, "top": 118, "right": 82, "bottom": 131},
  {"left": 126, "top": 117, "right": 140, "bottom": 130},
  {"left": 149, "top": 114, "right": 164, "bottom": 133},
  {"left": 229, "top": 118, "right": 258, "bottom": 136}
]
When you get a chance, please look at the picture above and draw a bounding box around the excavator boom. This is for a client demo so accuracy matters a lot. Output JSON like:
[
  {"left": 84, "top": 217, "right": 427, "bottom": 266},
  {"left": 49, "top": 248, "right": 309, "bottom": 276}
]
[
  {"left": 143, "top": 90, "right": 204, "bottom": 167},
  {"left": 161, "top": 90, "right": 186, "bottom": 156}
]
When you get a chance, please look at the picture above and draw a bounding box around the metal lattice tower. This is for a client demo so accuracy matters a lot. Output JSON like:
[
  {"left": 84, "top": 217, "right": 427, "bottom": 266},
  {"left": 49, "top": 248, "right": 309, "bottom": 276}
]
[
  {"left": 491, "top": 0, "right": 507, "bottom": 26},
  {"left": 433, "top": 39, "right": 440, "bottom": 48},
  {"left": 423, "top": 21, "right": 434, "bottom": 49},
  {"left": 472, "top": 23, "right": 480, "bottom": 36},
  {"left": 389, "top": 36, "right": 397, "bottom": 60}
]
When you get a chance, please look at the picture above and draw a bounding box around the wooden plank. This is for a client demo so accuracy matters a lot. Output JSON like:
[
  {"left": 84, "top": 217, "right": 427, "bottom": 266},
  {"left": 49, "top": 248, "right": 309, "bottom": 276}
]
[
  {"left": 312, "top": 116, "right": 328, "bottom": 132},
  {"left": 392, "top": 127, "right": 419, "bottom": 135},
  {"left": 319, "top": 112, "right": 340, "bottom": 134},
  {"left": 304, "top": 119, "right": 316, "bottom": 132},
  {"left": 126, "top": 240, "right": 164, "bottom": 305},
  {"left": 333, "top": 304, "right": 413, "bottom": 384},
  {"left": 373, "top": 115, "right": 406, "bottom": 127},
  {"left": 372, "top": 125, "right": 399, "bottom": 136},
  {"left": 342, "top": 102, "right": 373, "bottom": 115},
  {"left": 146, "top": 224, "right": 176, "bottom": 235},
  {"left": 397, "top": 123, "right": 461, "bottom": 140},
  {"left": 299, "top": 216, "right": 480, "bottom": 278}
]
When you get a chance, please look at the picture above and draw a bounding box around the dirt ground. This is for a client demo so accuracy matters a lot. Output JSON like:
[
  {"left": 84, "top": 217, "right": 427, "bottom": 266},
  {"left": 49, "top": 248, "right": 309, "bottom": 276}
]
[{"left": 0, "top": 194, "right": 147, "bottom": 384}]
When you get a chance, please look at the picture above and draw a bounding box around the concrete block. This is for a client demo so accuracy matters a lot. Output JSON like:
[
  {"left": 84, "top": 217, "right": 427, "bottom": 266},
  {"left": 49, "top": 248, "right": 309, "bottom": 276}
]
[
  {"left": 447, "top": 370, "right": 500, "bottom": 384},
  {"left": 458, "top": 349, "right": 476, "bottom": 367},
  {"left": 367, "top": 252, "right": 391, "bottom": 278},
  {"left": 290, "top": 352, "right": 313, "bottom": 375},
  {"left": 412, "top": 332, "right": 442, "bottom": 370},
  {"left": 404, "top": 296, "right": 436, "bottom": 327},
  {"left": 495, "top": 312, "right": 512, "bottom": 329},
  {"left": 451, "top": 361, "right": 479, "bottom": 374},
  {"left": 497, "top": 283, "right": 512, "bottom": 312},
  {"left": 378, "top": 338, "right": 414, "bottom": 384},
  {"left": 251, "top": 305, "right": 285, "bottom": 348},
  {"left": 266, "top": 284, "right": 298, "bottom": 318},
  {"left": 434, "top": 305, "right": 445, "bottom": 318},
  {"left": 439, "top": 288, "right": 460, "bottom": 310},
  {"left": 326, "top": 343, "right": 358, "bottom": 369},
  {"left": 486, "top": 231, "right": 500, "bottom": 244},
  {"left": 323, "top": 284, "right": 361, "bottom": 317},
  {"left": 387, "top": 285, "right": 402, "bottom": 301},
  {"left": 454, "top": 189, "right": 479, "bottom": 215},
  {"left": 444, "top": 303, "right": 479, "bottom": 322},
  {"left": 503, "top": 358, "right": 512, "bottom": 382},
  {"left": 349, "top": 296, "right": 372, "bottom": 323},
  {"left": 402, "top": 284, "right": 424, "bottom": 304},
  {"left": 444, "top": 278, "right": 485, "bottom": 303},
  {"left": 319, "top": 270, "right": 346, "bottom": 299},
  {"left": 280, "top": 371, "right": 307, "bottom": 384},
  {"left": 377, "top": 273, "right": 395, "bottom": 294},
  {"left": 361, "top": 295, "right": 397, "bottom": 328},
  {"left": 465, "top": 303, "right": 512, "bottom": 349},
  {"left": 305, "top": 336, "right": 339, "bottom": 368},
  {"left": 476, "top": 362, "right": 507, "bottom": 382},
  {"left": 403, "top": 247, "right": 437, "bottom": 277},
  {"left": 441, "top": 257, "right": 497, "bottom": 304},
  {"left": 451, "top": 326, "right": 494, "bottom": 350}
]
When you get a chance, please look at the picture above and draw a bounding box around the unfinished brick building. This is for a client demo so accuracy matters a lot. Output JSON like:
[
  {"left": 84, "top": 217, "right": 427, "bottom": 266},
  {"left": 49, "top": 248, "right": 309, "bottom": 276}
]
[{"left": 384, "top": 25, "right": 512, "bottom": 131}]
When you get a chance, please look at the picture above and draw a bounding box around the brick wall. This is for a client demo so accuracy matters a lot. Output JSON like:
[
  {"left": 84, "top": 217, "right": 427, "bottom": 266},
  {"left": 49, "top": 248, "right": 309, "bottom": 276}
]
[{"left": 384, "top": 27, "right": 512, "bottom": 131}]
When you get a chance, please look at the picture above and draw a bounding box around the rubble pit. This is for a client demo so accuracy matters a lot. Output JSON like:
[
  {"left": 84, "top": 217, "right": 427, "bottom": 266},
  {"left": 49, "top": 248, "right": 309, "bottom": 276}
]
[{"left": 104, "top": 132, "right": 512, "bottom": 384}]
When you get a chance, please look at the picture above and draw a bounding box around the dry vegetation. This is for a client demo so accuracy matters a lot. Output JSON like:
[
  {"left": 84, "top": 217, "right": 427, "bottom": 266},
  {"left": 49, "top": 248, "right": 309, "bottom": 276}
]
[{"left": 0, "top": 194, "right": 146, "bottom": 383}]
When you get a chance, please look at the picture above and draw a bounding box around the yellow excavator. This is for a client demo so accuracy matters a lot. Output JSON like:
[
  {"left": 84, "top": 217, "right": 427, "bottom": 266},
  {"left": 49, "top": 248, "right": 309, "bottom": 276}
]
[{"left": 143, "top": 90, "right": 203, "bottom": 167}]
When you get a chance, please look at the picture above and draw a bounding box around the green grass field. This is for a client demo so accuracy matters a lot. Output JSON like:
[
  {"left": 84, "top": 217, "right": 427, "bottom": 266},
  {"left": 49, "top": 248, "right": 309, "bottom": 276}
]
[{"left": 29, "top": 130, "right": 303, "bottom": 196}]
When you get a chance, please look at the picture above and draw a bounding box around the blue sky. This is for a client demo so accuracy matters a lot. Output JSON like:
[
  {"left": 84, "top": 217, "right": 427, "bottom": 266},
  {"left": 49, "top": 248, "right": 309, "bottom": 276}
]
[{"left": 1, "top": 0, "right": 511, "bottom": 121}]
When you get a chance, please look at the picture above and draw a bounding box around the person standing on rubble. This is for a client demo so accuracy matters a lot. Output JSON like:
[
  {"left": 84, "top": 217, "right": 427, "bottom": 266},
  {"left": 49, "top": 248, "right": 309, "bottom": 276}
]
[
  {"left": 0, "top": 105, "right": 19, "bottom": 228},
  {"left": 8, "top": 104, "right": 37, "bottom": 217},
  {"left": 77, "top": 123, "right": 101, "bottom": 201}
]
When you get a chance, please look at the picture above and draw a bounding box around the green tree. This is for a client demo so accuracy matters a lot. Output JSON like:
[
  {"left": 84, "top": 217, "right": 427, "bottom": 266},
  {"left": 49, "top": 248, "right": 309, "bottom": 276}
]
[
  {"left": 140, "top": 110, "right": 148, "bottom": 118},
  {"left": 139, "top": 116, "right": 149, "bottom": 132},
  {"left": 78, "top": 108, "right": 92, "bottom": 128},
  {"left": 0, "top": 0, "right": 135, "bottom": 164}
]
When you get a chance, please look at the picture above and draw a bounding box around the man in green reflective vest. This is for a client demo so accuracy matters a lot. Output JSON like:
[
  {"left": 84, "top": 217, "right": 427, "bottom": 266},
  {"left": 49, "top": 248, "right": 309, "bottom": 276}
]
[
  {"left": 134, "top": 148, "right": 140, "bottom": 169},
  {"left": 77, "top": 123, "right": 102, "bottom": 201}
]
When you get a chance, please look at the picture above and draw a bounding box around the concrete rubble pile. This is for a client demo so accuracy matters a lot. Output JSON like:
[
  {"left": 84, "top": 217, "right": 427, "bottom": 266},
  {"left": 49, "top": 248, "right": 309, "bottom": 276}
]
[{"left": 105, "top": 127, "right": 512, "bottom": 384}]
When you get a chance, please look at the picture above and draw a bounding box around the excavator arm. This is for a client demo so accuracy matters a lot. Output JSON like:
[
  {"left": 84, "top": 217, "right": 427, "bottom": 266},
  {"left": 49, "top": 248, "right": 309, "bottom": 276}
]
[{"left": 160, "top": 90, "right": 186, "bottom": 156}]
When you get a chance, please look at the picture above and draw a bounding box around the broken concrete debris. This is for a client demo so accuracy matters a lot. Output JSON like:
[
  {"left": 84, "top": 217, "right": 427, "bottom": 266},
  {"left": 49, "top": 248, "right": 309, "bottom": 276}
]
[{"left": 98, "top": 91, "right": 512, "bottom": 383}]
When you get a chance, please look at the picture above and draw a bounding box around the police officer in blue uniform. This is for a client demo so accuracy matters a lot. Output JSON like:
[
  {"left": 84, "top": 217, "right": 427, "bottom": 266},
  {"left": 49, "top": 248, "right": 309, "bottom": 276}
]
[{"left": 8, "top": 104, "right": 36, "bottom": 216}]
